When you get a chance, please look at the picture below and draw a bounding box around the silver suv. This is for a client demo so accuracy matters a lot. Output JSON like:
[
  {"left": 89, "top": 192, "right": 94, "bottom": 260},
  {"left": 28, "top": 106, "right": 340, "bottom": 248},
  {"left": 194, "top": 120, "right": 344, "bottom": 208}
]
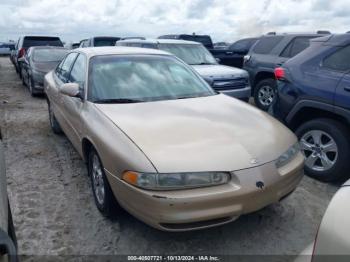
[
  {"left": 117, "top": 38, "right": 251, "bottom": 101},
  {"left": 0, "top": 129, "right": 17, "bottom": 262}
]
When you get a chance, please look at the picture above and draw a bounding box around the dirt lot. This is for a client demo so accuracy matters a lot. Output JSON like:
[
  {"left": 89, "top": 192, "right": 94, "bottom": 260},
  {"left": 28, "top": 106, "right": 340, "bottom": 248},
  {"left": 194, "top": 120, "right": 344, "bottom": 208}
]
[{"left": 0, "top": 56, "right": 340, "bottom": 258}]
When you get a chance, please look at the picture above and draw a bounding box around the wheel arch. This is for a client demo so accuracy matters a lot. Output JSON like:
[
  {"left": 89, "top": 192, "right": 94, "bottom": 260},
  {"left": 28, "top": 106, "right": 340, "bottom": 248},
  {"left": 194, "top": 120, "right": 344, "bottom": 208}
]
[
  {"left": 287, "top": 100, "right": 350, "bottom": 131},
  {"left": 253, "top": 71, "right": 275, "bottom": 88}
]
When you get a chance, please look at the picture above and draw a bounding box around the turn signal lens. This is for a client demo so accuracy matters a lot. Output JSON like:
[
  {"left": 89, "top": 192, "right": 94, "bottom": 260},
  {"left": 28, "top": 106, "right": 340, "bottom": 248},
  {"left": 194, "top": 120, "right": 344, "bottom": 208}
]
[{"left": 122, "top": 171, "right": 139, "bottom": 185}]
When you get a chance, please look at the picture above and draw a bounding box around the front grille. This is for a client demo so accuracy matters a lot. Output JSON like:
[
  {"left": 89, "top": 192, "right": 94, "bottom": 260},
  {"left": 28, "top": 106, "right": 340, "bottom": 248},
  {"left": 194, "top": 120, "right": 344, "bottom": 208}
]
[{"left": 212, "top": 78, "right": 247, "bottom": 91}]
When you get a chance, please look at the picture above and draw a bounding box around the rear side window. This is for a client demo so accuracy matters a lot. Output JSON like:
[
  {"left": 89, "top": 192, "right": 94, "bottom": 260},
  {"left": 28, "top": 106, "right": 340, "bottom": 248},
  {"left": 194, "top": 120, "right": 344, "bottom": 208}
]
[
  {"left": 280, "top": 37, "right": 316, "bottom": 58},
  {"left": 323, "top": 45, "right": 350, "bottom": 72},
  {"left": 23, "top": 37, "right": 63, "bottom": 48},
  {"left": 252, "top": 36, "right": 283, "bottom": 54}
]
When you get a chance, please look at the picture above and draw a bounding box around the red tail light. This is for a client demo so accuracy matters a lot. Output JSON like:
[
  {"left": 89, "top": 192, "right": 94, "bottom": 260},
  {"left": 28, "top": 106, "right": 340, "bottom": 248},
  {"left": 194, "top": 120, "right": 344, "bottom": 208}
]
[
  {"left": 274, "top": 67, "right": 285, "bottom": 80},
  {"left": 18, "top": 48, "right": 25, "bottom": 58}
]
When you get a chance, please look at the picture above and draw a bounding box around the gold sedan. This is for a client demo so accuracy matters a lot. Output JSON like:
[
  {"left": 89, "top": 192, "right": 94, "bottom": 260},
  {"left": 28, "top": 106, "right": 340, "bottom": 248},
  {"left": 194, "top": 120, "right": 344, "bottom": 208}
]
[{"left": 44, "top": 47, "right": 304, "bottom": 231}]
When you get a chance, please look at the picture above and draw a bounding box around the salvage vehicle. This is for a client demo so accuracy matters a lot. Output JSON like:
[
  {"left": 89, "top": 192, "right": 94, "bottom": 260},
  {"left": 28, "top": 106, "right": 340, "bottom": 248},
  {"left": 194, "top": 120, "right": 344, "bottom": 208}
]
[
  {"left": 14, "top": 36, "right": 64, "bottom": 78},
  {"left": 19, "top": 46, "right": 68, "bottom": 96},
  {"left": 44, "top": 47, "right": 304, "bottom": 231},
  {"left": 117, "top": 38, "right": 251, "bottom": 101},
  {"left": 243, "top": 32, "right": 327, "bottom": 110},
  {"left": 79, "top": 36, "right": 121, "bottom": 48},
  {"left": 210, "top": 37, "right": 259, "bottom": 68},
  {"left": 273, "top": 34, "right": 350, "bottom": 182},
  {"left": 0, "top": 129, "right": 18, "bottom": 262},
  {"left": 158, "top": 34, "right": 214, "bottom": 49}
]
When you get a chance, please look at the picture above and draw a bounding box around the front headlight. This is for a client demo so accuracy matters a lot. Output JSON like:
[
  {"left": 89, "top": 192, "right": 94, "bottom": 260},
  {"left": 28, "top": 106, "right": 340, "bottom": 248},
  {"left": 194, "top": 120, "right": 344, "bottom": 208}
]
[
  {"left": 122, "top": 171, "right": 230, "bottom": 190},
  {"left": 275, "top": 142, "right": 300, "bottom": 168}
]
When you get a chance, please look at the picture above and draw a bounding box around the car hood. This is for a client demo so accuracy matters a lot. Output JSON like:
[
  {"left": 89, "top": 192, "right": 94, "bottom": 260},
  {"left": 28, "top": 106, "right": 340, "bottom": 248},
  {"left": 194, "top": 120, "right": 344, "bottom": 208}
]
[
  {"left": 95, "top": 94, "right": 296, "bottom": 173},
  {"left": 33, "top": 61, "right": 60, "bottom": 74},
  {"left": 192, "top": 64, "right": 248, "bottom": 79}
]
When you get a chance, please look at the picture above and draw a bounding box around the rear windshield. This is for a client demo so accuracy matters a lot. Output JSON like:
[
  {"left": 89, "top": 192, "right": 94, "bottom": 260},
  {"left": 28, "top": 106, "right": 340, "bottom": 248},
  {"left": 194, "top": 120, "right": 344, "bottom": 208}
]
[
  {"left": 33, "top": 49, "right": 68, "bottom": 62},
  {"left": 23, "top": 37, "right": 63, "bottom": 48},
  {"left": 252, "top": 36, "right": 283, "bottom": 54},
  {"left": 94, "top": 38, "right": 120, "bottom": 47}
]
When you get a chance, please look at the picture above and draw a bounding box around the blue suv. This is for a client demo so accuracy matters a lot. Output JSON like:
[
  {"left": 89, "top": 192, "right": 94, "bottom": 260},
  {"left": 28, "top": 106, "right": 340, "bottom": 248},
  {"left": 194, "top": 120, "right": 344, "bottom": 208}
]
[{"left": 273, "top": 34, "right": 350, "bottom": 182}]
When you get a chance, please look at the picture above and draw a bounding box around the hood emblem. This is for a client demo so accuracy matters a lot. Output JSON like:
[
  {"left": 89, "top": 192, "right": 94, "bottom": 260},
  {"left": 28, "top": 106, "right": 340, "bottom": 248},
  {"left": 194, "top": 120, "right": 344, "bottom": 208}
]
[{"left": 250, "top": 158, "right": 259, "bottom": 165}]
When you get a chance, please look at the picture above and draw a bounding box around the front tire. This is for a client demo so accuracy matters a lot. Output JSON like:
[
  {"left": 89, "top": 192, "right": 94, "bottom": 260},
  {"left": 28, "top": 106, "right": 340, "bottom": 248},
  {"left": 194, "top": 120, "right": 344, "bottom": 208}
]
[
  {"left": 88, "top": 148, "right": 119, "bottom": 217},
  {"left": 296, "top": 118, "right": 350, "bottom": 182},
  {"left": 254, "top": 78, "right": 277, "bottom": 111},
  {"left": 48, "top": 101, "right": 62, "bottom": 134}
]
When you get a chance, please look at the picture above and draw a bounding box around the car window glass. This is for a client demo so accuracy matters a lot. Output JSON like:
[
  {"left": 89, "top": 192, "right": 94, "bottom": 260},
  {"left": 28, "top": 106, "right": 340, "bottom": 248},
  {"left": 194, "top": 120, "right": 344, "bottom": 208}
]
[
  {"left": 57, "top": 53, "right": 78, "bottom": 82},
  {"left": 88, "top": 55, "right": 215, "bottom": 102},
  {"left": 253, "top": 36, "right": 283, "bottom": 54},
  {"left": 69, "top": 54, "right": 86, "bottom": 85},
  {"left": 281, "top": 37, "right": 317, "bottom": 58},
  {"left": 323, "top": 45, "right": 350, "bottom": 72}
]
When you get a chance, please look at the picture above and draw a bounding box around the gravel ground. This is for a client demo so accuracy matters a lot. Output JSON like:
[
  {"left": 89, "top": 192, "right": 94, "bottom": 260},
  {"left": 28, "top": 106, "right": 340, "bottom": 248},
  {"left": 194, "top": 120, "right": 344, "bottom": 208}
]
[{"left": 0, "top": 56, "right": 340, "bottom": 259}]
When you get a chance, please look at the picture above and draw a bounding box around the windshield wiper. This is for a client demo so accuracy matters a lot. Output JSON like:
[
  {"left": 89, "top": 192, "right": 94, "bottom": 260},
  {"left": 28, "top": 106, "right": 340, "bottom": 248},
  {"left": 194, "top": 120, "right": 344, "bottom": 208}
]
[{"left": 93, "top": 98, "right": 144, "bottom": 104}]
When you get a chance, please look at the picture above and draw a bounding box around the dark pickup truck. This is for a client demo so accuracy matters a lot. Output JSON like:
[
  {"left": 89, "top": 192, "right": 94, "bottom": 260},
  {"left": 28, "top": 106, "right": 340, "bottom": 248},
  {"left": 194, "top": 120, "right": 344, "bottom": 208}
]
[{"left": 210, "top": 37, "right": 259, "bottom": 68}]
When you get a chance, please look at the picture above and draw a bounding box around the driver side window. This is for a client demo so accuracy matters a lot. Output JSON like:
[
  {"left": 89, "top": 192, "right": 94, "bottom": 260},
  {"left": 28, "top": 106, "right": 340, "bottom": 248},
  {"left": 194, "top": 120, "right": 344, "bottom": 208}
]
[
  {"left": 69, "top": 54, "right": 87, "bottom": 86},
  {"left": 56, "top": 53, "right": 78, "bottom": 83}
]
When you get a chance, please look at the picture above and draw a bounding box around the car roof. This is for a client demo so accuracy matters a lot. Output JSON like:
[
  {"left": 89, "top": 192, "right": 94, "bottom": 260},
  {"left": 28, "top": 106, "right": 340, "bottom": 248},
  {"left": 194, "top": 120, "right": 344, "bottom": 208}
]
[
  {"left": 117, "top": 38, "right": 200, "bottom": 45},
  {"left": 74, "top": 46, "right": 172, "bottom": 58}
]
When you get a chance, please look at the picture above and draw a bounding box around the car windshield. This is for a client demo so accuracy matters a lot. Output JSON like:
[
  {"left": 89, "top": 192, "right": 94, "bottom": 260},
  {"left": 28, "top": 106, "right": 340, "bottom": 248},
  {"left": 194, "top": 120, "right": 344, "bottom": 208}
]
[
  {"left": 158, "top": 44, "right": 217, "bottom": 65},
  {"left": 33, "top": 49, "right": 68, "bottom": 62},
  {"left": 89, "top": 55, "right": 215, "bottom": 103}
]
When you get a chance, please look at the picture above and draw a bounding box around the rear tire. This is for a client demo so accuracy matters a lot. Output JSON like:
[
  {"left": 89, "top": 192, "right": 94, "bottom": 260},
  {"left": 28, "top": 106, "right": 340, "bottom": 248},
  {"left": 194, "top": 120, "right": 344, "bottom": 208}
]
[
  {"left": 48, "top": 101, "right": 62, "bottom": 134},
  {"left": 254, "top": 78, "right": 277, "bottom": 111},
  {"left": 295, "top": 118, "right": 350, "bottom": 182},
  {"left": 88, "top": 148, "right": 119, "bottom": 218}
]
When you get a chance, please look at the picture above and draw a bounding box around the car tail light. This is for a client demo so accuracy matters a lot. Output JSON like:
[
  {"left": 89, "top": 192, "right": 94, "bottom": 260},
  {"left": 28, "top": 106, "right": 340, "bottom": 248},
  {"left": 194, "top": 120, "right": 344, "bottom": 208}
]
[
  {"left": 18, "top": 48, "right": 25, "bottom": 58},
  {"left": 274, "top": 67, "right": 286, "bottom": 80}
]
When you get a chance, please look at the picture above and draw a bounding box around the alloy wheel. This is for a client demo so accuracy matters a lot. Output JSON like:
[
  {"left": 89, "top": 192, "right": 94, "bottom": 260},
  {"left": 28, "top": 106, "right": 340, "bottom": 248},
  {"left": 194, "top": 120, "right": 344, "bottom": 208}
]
[
  {"left": 300, "top": 130, "right": 338, "bottom": 172},
  {"left": 258, "top": 85, "right": 275, "bottom": 107},
  {"left": 91, "top": 154, "right": 105, "bottom": 206}
]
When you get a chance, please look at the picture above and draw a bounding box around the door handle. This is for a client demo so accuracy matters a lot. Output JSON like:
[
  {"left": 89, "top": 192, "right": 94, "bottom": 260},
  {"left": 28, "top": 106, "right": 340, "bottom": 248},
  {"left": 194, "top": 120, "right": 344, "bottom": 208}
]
[{"left": 344, "top": 87, "right": 350, "bottom": 92}]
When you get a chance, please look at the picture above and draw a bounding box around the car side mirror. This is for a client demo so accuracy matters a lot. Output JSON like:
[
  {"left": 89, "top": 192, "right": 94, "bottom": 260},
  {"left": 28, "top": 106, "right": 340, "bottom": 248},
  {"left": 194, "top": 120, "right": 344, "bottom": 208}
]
[{"left": 59, "top": 83, "right": 81, "bottom": 98}]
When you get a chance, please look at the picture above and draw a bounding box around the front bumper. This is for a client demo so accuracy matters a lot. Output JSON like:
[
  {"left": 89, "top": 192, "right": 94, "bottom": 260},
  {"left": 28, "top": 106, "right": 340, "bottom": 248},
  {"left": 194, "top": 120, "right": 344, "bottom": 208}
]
[
  {"left": 106, "top": 153, "right": 304, "bottom": 231},
  {"left": 219, "top": 85, "right": 251, "bottom": 100}
]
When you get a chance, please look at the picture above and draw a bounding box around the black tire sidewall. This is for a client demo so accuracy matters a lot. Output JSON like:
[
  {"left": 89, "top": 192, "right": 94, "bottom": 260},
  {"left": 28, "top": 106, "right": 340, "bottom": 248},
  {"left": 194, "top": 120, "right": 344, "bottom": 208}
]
[
  {"left": 296, "top": 118, "right": 350, "bottom": 182},
  {"left": 254, "top": 78, "right": 277, "bottom": 111},
  {"left": 48, "top": 102, "right": 62, "bottom": 134},
  {"left": 88, "top": 149, "right": 116, "bottom": 216}
]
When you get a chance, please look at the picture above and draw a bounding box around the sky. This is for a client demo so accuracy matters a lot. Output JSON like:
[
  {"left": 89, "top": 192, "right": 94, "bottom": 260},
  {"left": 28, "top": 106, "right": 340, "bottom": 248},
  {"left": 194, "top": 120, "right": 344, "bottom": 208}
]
[{"left": 0, "top": 0, "right": 349, "bottom": 43}]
